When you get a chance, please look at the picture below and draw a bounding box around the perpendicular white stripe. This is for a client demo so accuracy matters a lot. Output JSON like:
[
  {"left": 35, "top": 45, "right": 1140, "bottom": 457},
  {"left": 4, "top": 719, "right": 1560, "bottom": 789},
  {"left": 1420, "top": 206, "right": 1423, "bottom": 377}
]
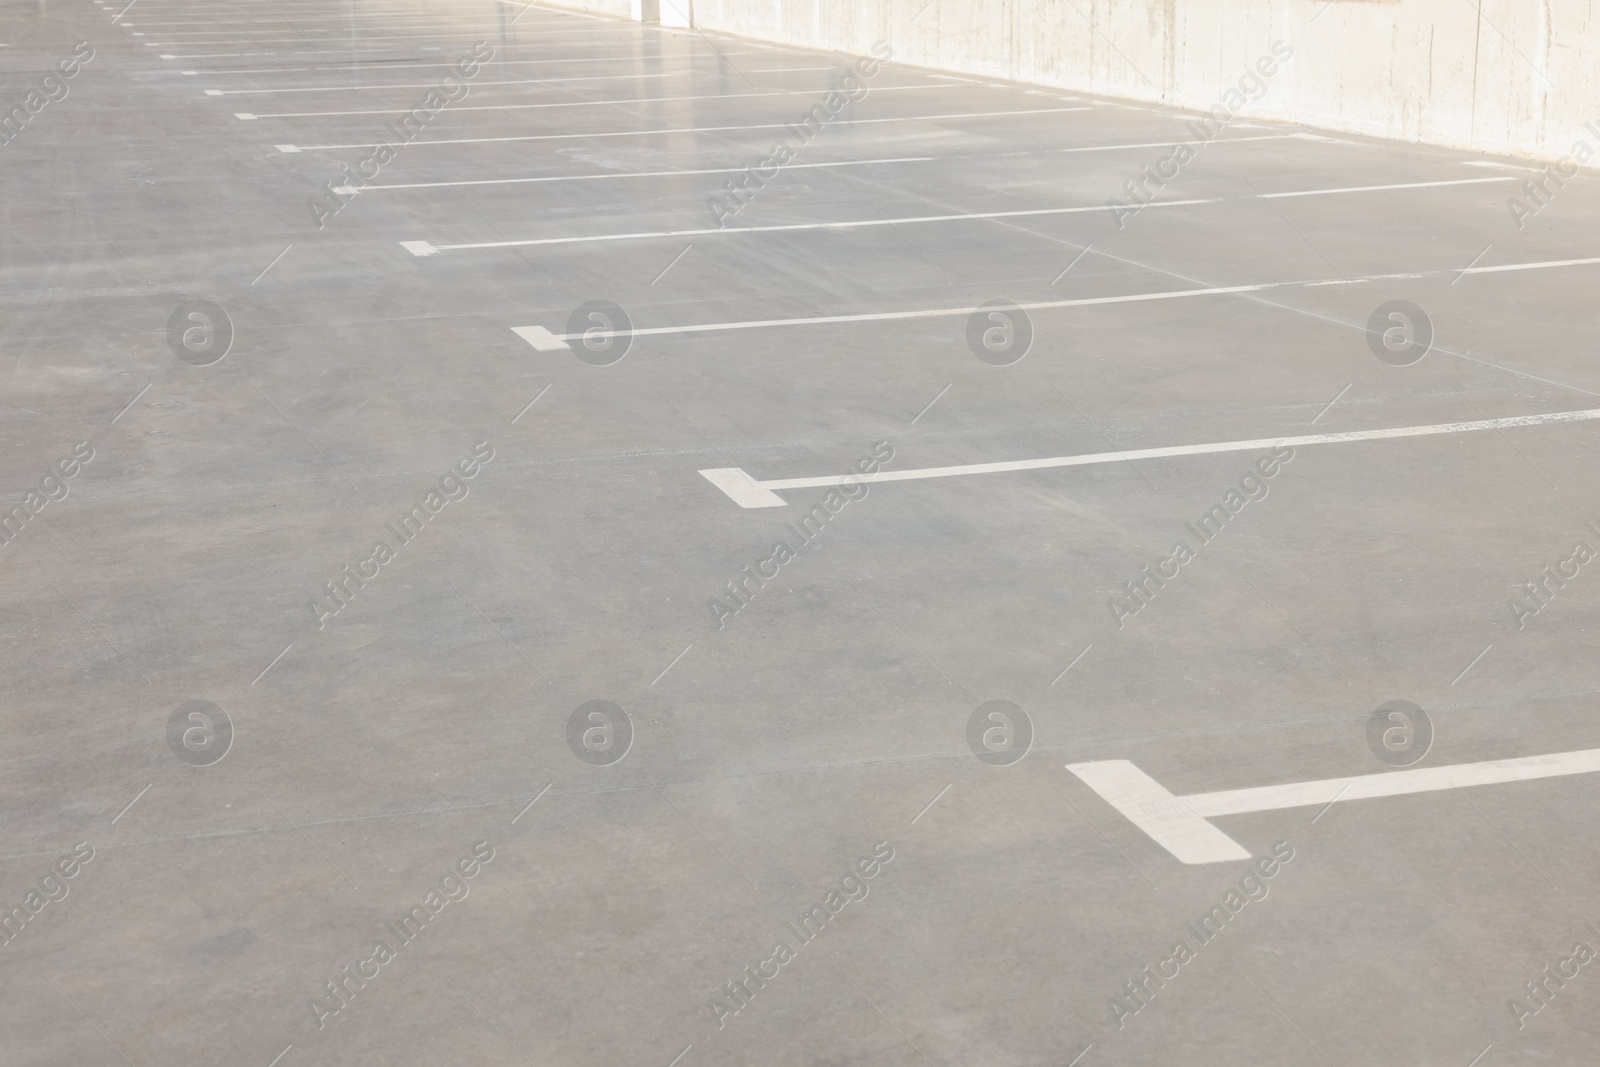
[
  {"left": 161, "top": 49, "right": 453, "bottom": 58},
  {"left": 120, "top": 18, "right": 576, "bottom": 28},
  {"left": 1066, "top": 761, "right": 1252, "bottom": 864},
  {"left": 109, "top": 0, "right": 589, "bottom": 7},
  {"left": 1187, "top": 746, "right": 1600, "bottom": 817},
  {"left": 207, "top": 64, "right": 832, "bottom": 95},
  {"left": 179, "top": 49, "right": 775, "bottom": 75},
  {"left": 275, "top": 106, "right": 1092, "bottom": 148},
  {"left": 112, "top": 4, "right": 590, "bottom": 15},
  {"left": 141, "top": 30, "right": 571, "bottom": 41},
  {"left": 118, "top": 12, "right": 593, "bottom": 23},
  {"left": 340, "top": 156, "right": 935, "bottom": 193},
  {"left": 1067, "top": 746, "right": 1600, "bottom": 864},
  {"left": 424, "top": 176, "right": 1512, "bottom": 251},
  {"left": 505, "top": 255, "right": 1600, "bottom": 342},
  {"left": 145, "top": 29, "right": 642, "bottom": 45},
  {"left": 754, "top": 408, "right": 1600, "bottom": 491},
  {"left": 238, "top": 82, "right": 949, "bottom": 119},
  {"left": 124, "top": 17, "right": 610, "bottom": 32},
  {"left": 1054, "top": 133, "right": 1295, "bottom": 153},
  {"left": 347, "top": 133, "right": 1281, "bottom": 189},
  {"left": 132, "top": 27, "right": 510, "bottom": 34}
]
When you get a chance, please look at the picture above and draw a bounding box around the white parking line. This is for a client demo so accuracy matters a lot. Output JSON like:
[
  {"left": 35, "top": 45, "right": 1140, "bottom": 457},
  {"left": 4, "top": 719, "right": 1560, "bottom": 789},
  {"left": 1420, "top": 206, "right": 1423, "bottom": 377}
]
[
  {"left": 208, "top": 65, "right": 834, "bottom": 96},
  {"left": 277, "top": 106, "right": 1091, "bottom": 149},
  {"left": 121, "top": 16, "right": 605, "bottom": 31},
  {"left": 140, "top": 29, "right": 631, "bottom": 46},
  {"left": 123, "top": 17, "right": 566, "bottom": 28},
  {"left": 1068, "top": 746, "right": 1600, "bottom": 864},
  {"left": 119, "top": 12, "right": 586, "bottom": 24},
  {"left": 414, "top": 176, "right": 1511, "bottom": 253},
  {"left": 137, "top": 28, "right": 566, "bottom": 38},
  {"left": 1463, "top": 160, "right": 1549, "bottom": 173},
  {"left": 235, "top": 82, "right": 949, "bottom": 119},
  {"left": 1051, "top": 132, "right": 1324, "bottom": 154},
  {"left": 695, "top": 407, "right": 1600, "bottom": 506},
  {"left": 345, "top": 133, "right": 1291, "bottom": 190},
  {"left": 509, "top": 253, "right": 1600, "bottom": 360},
  {"left": 161, "top": 48, "right": 452, "bottom": 58},
  {"left": 339, "top": 156, "right": 934, "bottom": 193},
  {"left": 185, "top": 49, "right": 779, "bottom": 77}
]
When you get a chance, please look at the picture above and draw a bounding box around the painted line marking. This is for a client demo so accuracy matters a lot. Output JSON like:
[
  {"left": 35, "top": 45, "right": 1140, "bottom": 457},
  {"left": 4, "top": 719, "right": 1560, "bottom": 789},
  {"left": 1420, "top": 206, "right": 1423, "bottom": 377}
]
[
  {"left": 513, "top": 254, "right": 1600, "bottom": 351},
  {"left": 119, "top": 15, "right": 565, "bottom": 25},
  {"left": 266, "top": 1045, "right": 293, "bottom": 1067},
  {"left": 697, "top": 466, "right": 786, "bottom": 507},
  {"left": 666, "top": 1044, "right": 692, "bottom": 1067},
  {"left": 119, "top": 9, "right": 600, "bottom": 23},
  {"left": 138, "top": 29, "right": 601, "bottom": 45},
  {"left": 342, "top": 156, "right": 934, "bottom": 195},
  {"left": 233, "top": 82, "right": 948, "bottom": 120},
  {"left": 101, "top": 7, "right": 592, "bottom": 18},
  {"left": 509, "top": 324, "right": 566, "bottom": 351},
  {"left": 154, "top": 47, "right": 457, "bottom": 58},
  {"left": 1464, "top": 159, "right": 1546, "bottom": 174},
  {"left": 145, "top": 32, "right": 606, "bottom": 48},
  {"left": 418, "top": 176, "right": 1512, "bottom": 252},
  {"left": 277, "top": 106, "right": 1091, "bottom": 150},
  {"left": 1068, "top": 746, "right": 1600, "bottom": 863},
  {"left": 697, "top": 407, "right": 1600, "bottom": 506},
  {"left": 338, "top": 134, "right": 1298, "bottom": 196},
  {"left": 1054, "top": 132, "right": 1296, "bottom": 155},
  {"left": 205, "top": 65, "right": 835, "bottom": 96},
  {"left": 169, "top": 48, "right": 779, "bottom": 76},
  {"left": 122, "top": 7, "right": 591, "bottom": 16}
]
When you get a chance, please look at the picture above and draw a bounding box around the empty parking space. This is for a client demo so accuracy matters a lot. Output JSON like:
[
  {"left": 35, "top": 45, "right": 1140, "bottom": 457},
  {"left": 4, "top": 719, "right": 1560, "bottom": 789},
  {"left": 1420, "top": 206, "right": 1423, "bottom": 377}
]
[{"left": 5, "top": 1, "right": 1600, "bottom": 1065}]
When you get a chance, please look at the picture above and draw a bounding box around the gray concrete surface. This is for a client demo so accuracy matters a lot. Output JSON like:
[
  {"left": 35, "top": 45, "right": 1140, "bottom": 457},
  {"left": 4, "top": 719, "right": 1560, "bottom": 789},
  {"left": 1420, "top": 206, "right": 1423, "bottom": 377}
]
[{"left": 3, "top": 2, "right": 1600, "bottom": 1065}]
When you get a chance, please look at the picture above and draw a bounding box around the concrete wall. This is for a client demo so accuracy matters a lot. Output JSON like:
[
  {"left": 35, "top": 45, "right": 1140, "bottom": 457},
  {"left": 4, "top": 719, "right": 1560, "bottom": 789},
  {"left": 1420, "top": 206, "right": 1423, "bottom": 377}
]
[{"left": 548, "top": 0, "right": 1600, "bottom": 166}]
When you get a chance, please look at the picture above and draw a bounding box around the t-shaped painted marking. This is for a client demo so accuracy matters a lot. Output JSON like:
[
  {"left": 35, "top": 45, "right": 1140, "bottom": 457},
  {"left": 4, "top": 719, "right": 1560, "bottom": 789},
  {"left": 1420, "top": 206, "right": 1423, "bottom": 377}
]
[
  {"left": 1068, "top": 746, "right": 1600, "bottom": 864},
  {"left": 695, "top": 408, "right": 1600, "bottom": 509},
  {"left": 697, "top": 468, "right": 788, "bottom": 508}
]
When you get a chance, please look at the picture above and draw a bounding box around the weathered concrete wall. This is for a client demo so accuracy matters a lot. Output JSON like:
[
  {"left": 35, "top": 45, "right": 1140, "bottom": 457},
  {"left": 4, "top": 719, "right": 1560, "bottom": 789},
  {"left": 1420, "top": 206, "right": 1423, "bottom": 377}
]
[
  {"left": 552, "top": 0, "right": 1600, "bottom": 166},
  {"left": 539, "top": 0, "right": 633, "bottom": 20}
]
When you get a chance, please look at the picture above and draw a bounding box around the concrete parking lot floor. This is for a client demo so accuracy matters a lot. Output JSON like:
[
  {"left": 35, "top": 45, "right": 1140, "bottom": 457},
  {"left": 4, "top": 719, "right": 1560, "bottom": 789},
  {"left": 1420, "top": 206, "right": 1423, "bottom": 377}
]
[{"left": 4, "top": 1, "right": 1600, "bottom": 1064}]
